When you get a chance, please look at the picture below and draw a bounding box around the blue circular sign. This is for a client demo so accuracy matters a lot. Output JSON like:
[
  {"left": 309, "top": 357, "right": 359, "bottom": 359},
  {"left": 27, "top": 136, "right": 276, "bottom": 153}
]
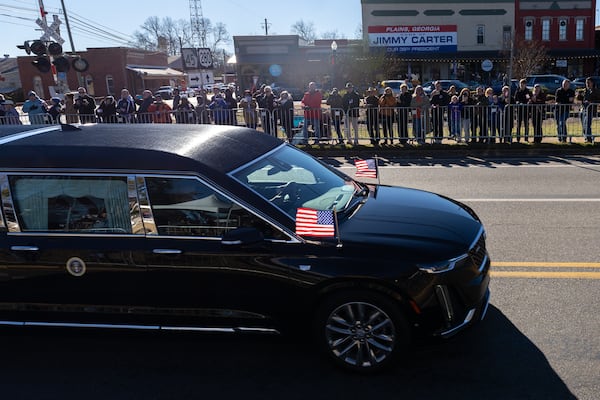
[{"left": 269, "top": 64, "right": 282, "bottom": 77}]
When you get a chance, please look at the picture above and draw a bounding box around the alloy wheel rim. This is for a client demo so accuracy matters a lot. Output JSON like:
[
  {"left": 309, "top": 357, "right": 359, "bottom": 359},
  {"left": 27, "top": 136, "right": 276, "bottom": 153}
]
[{"left": 325, "top": 301, "right": 396, "bottom": 368}]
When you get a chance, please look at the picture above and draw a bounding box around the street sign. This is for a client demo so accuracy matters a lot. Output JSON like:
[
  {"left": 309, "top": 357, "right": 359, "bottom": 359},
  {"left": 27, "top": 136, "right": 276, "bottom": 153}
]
[
  {"left": 202, "top": 71, "right": 214, "bottom": 85},
  {"left": 198, "top": 48, "right": 213, "bottom": 69},
  {"left": 481, "top": 59, "right": 493, "bottom": 72},
  {"left": 36, "top": 15, "right": 65, "bottom": 44},
  {"left": 181, "top": 48, "right": 198, "bottom": 69}
]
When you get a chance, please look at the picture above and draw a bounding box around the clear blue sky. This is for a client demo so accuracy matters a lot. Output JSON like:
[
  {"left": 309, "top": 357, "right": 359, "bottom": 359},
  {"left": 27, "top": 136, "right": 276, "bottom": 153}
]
[{"left": 1, "top": 0, "right": 363, "bottom": 57}]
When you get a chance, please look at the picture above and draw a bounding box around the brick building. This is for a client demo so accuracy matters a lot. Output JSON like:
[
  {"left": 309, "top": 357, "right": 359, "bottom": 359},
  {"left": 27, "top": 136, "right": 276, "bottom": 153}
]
[
  {"left": 361, "top": 0, "right": 599, "bottom": 81},
  {"left": 17, "top": 47, "right": 184, "bottom": 101}
]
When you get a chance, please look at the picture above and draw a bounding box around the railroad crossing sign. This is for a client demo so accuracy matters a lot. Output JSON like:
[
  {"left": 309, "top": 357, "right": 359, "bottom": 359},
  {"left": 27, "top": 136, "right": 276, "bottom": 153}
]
[{"left": 36, "top": 14, "right": 65, "bottom": 44}]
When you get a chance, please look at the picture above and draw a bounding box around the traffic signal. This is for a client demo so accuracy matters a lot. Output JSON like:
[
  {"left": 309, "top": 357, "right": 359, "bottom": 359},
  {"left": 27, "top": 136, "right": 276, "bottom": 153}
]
[
  {"left": 31, "top": 56, "right": 51, "bottom": 73},
  {"left": 52, "top": 56, "right": 70, "bottom": 72},
  {"left": 16, "top": 41, "right": 31, "bottom": 55},
  {"left": 47, "top": 42, "right": 63, "bottom": 56},
  {"left": 30, "top": 40, "right": 47, "bottom": 56}
]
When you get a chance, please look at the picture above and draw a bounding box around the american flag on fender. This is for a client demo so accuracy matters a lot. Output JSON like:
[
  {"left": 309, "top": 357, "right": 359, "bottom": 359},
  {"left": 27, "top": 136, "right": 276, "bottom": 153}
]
[
  {"left": 295, "top": 208, "right": 335, "bottom": 237},
  {"left": 355, "top": 159, "right": 378, "bottom": 179}
]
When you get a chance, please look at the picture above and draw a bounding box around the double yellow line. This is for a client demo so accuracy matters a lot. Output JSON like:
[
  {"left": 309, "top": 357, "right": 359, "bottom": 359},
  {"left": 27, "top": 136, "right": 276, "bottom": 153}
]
[{"left": 491, "top": 262, "right": 600, "bottom": 279}]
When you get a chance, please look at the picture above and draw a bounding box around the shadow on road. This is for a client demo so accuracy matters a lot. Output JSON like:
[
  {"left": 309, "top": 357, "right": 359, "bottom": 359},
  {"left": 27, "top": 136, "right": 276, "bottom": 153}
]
[{"left": 0, "top": 305, "right": 574, "bottom": 400}]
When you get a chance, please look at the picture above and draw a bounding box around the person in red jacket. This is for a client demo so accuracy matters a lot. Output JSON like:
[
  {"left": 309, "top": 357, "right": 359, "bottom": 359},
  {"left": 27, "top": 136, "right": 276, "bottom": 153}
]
[{"left": 300, "top": 82, "right": 323, "bottom": 144}]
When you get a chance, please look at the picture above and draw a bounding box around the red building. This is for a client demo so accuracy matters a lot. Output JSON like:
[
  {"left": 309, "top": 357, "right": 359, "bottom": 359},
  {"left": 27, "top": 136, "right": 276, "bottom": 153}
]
[
  {"left": 17, "top": 47, "right": 184, "bottom": 101},
  {"left": 515, "top": 0, "right": 598, "bottom": 77}
]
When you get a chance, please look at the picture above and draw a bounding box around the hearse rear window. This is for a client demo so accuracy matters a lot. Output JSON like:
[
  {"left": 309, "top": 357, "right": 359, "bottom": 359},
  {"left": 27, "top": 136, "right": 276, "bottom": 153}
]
[{"left": 9, "top": 176, "right": 132, "bottom": 234}]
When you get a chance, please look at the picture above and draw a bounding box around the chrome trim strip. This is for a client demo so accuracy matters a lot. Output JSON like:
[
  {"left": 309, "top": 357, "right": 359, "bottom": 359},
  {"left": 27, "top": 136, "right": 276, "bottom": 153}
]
[
  {"left": 10, "top": 246, "right": 39, "bottom": 251},
  {"left": 127, "top": 175, "right": 144, "bottom": 235},
  {"left": 160, "top": 326, "right": 235, "bottom": 333},
  {"left": 23, "top": 322, "right": 160, "bottom": 330},
  {"left": 0, "top": 174, "right": 20, "bottom": 232},
  {"left": 235, "top": 327, "right": 279, "bottom": 334},
  {"left": 152, "top": 249, "right": 182, "bottom": 255},
  {"left": 478, "top": 254, "right": 489, "bottom": 273},
  {"left": 0, "top": 320, "right": 280, "bottom": 334},
  {"left": 0, "top": 126, "right": 60, "bottom": 145},
  {"left": 469, "top": 226, "right": 485, "bottom": 251},
  {"left": 435, "top": 285, "right": 454, "bottom": 323},
  {"left": 135, "top": 176, "right": 158, "bottom": 235},
  {"left": 480, "top": 290, "right": 491, "bottom": 321},
  {"left": 438, "top": 308, "right": 476, "bottom": 338}
]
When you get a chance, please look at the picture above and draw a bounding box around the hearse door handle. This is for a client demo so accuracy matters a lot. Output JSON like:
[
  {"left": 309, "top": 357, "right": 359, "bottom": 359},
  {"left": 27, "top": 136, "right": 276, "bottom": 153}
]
[
  {"left": 11, "top": 246, "right": 39, "bottom": 251},
  {"left": 152, "top": 249, "right": 182, "bottom": 255}
]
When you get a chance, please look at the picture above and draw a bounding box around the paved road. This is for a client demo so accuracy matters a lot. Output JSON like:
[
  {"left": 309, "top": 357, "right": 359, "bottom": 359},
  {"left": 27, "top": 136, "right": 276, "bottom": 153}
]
[{"left": 0, "top": 155, "right": 598, "bottom": 399}]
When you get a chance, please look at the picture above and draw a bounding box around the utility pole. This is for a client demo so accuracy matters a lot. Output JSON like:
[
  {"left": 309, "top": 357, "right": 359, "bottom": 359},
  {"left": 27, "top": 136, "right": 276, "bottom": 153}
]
[
  {"left": 261, "top": 18, "right": 271, "bottom": 36},
  {"left": 60, "top": 0, "right": 83, "bottom": 87}
]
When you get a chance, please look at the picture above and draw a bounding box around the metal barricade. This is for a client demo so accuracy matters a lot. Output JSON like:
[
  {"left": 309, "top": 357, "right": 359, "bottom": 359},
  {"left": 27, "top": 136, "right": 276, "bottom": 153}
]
[{"left": 5, "top": 101, "right": 596, "bottom": 144}]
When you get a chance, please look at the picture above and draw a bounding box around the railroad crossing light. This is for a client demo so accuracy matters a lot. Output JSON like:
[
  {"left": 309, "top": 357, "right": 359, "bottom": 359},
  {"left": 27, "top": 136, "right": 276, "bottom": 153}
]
[
  {"left": 30, "top": 40, "right": 47, "bottom": 56},
  {"left": 48, "top": 42, "right": 63, "bottom": 56},
  {"left": 52, "top": 56, "right": 70, "bottom": 72},
  {"left": 16, "top": 41, "right": 31, "bottom": 55},
  {"left": 31, "top": 56, "right": 51, "bottom": 73},
  {"left": 72, "top": 57, "right": 89, "bottom": 73}
]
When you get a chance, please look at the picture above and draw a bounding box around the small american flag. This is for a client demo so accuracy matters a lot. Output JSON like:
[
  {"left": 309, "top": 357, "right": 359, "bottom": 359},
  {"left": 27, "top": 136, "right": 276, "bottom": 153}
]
[
  {"left": 355, "top": 159, "right": 378, "bottom": 179},
  {"left": 295, "top": 208, "right": 335, "bottom": 237}
]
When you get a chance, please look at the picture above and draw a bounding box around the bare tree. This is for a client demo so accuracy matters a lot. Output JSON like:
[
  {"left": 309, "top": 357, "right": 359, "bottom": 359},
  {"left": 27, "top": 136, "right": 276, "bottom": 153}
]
[
  {"left": 291, "top": 20, "right": 316, "bottom": 43},
  {"left": 320, "top": 30, "right": 346, "bottom": 40},
  {"left": 509, "top": 37, "right": 548, "bottom": 78},
  {"left": 131, "top": 16, "right": 229, "bottom": 56}
]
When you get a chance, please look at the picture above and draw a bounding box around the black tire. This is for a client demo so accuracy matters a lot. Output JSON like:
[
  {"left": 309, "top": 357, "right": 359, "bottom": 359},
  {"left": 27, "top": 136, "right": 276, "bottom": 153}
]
[{"left": 314, "top": 290, "right": 410, "bottom": 372}]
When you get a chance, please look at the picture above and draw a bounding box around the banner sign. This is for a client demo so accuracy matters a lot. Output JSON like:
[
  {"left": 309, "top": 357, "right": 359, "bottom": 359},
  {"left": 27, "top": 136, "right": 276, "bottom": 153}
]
[{"left": 368, "top": 25, "right": 457, "bottom": 53}]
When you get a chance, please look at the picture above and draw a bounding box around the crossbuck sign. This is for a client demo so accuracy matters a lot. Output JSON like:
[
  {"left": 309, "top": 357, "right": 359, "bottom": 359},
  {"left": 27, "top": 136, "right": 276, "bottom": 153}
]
[{"left": 36, "top": 14, "right": 65, "bottom": 44}]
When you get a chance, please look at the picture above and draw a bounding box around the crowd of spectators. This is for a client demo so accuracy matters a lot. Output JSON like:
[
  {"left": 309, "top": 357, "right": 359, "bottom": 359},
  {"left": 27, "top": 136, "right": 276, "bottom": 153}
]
[{"left": 1, "top": 77, "right": 599, "bottom": 144}]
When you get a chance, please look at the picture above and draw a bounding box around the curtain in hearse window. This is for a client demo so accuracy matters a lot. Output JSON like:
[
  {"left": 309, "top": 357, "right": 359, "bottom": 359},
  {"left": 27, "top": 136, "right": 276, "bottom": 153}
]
[{"left": 9, "top": 176, "right": 131, "bottom": 233}]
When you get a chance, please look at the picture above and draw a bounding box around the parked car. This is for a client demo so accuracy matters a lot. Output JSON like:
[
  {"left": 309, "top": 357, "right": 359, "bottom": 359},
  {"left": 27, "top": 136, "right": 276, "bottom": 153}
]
[
  {"left": 491, "top": 79, "right": 520, "bottom": 95},
  {"left": 378, "top": 79, "right": 413, "bottom": 96},
  {"left": 421, "top": 80, "right": 470, "bottom": 95},
  {"left": 154, "top": 85, "right": 174, "bottom": 99},
  {"left": 0, "top": 124, "right": 490, "bottom": 372},
  {"left": 525, "top": 75, "right": 584, "bottom": 94},
  {"left": 572, "top": 76, "right": 600, "bottom": 89}
]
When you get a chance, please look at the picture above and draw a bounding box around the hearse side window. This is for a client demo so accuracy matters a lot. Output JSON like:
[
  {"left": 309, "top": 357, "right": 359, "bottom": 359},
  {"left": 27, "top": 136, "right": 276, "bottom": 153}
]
[
  {"left": 145, "top": 177, "right": 286, "bottom": 240},
  {"left": 9, "top": 176, "right": 132, "bottom": 234}
]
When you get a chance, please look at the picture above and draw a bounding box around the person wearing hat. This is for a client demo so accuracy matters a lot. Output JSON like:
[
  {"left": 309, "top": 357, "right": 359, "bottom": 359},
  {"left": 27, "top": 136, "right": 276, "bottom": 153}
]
[
  {"left": 47, "top": 97, "right": 63, "bottom": 124},
  {"left": 97, "top": 95, "right": 117, "bottom": 123},
  {"left": 326, "top": 87, "right": 345, "bottom": 144},
  {"left": 364, "top": 87, "right": 380, "bottom": 145},
  {"left": 73, "top": 87, "right": 97, "bottom": 124},
  {"left": 239, "top": 89, "right": 258, "bottom": 129},
  {"left": 1, "top": 99, "right": 22, "bottom": 125},
  {"left": 22, "top": 91, "right": 49, "bottom": 125},
  {"left": 342, "top": 82, "right": 362, "bottom": 145}
]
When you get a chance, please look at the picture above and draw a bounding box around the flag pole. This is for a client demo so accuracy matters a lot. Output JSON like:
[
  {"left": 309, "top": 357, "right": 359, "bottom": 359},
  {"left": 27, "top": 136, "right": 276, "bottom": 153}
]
[
  {"left": 333, "top": 209, "right": 342, "bottom": 248},
  {"left": 375, "top": 154, "right": 380, "bottom": 185}
]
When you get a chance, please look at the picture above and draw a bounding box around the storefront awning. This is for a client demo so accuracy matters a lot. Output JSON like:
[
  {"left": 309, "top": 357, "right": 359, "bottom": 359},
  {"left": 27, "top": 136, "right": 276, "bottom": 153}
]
[
  {"left": 126, "top": 66, "right": 185, "bottom": 79},
  {"left": 546, "top": 49, "right": 600, "bottom": 60},
  {"left": 386, "top": 51, "right": 506, "bottom": 63}
]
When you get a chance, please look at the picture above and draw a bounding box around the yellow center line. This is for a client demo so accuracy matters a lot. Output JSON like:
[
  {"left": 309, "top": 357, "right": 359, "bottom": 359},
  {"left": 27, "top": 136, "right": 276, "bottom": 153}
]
[
  {"left": 492, "top": 262, "right": 600, "bottom": 268},
  {"left": 491, "top": 271, "right": 600, "bottom": 279}
]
